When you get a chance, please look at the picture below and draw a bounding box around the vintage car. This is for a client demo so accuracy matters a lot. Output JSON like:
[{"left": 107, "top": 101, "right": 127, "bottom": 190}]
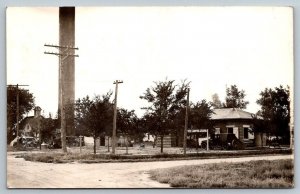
[{"left": 201, "top": 133, "right": 245, "bottom": 150}]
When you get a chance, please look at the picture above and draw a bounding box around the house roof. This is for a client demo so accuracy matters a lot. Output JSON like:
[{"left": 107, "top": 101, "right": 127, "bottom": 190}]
[
  {"left": 211, "top": 108, "right": 256, "bottom": 120},
  {"left": 19, "top": 116, "right": 35, "bottom": 129},
  {"left": 19, "top": 115, "right": 45, "bottom": 130}
]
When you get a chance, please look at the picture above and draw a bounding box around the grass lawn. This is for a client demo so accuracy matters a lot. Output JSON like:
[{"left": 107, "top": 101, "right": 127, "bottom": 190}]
[
  {"left": 149, "top": 159, "right": 294, "bottom": 188},
  {"left": 14, "top": 147, "right": 292, "bottom": 163},
  {"left": 9, "top": 144, "right": 292, "bottom": 164}
]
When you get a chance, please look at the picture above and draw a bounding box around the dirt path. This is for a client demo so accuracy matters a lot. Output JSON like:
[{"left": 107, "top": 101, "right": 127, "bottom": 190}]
[{"left": 7, "top": 153, "right": 293, "bottom": 188}]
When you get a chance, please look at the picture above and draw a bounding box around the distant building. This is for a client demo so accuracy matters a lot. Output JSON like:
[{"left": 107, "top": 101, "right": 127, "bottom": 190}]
[
  {"left": 211, "top": 108, "right": 267, "bottom": 147},
  {"left": 19, "top": 106, "right": 43, "bottom": 137},
  {"left": 170, "top": 108, "right": 266, "bottom": 148},
  {"left": 211, "top": 108, "right": 255, "bottom": 143}
]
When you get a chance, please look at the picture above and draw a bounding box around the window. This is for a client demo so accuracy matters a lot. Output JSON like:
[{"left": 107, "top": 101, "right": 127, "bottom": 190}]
[
  {"left": 244, "top": 128, "right": 249, "bottom": 139},
  {"left": 227, "top": 127, "right": 233, "bottom": 134}
]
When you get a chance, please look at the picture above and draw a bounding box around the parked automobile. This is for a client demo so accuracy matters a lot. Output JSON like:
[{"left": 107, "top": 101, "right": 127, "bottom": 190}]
[
  {"left": 13, "top": 136, "right": 38, "bottom": 148},
  {"left": 187, "top": 139, "right": 199, "bottom": 148},
  {"left": 201, "top": 133, "right": 244, "bottom": 150},
  {"left": 267, "top": 136, "right": 282, "bottom": 147}
]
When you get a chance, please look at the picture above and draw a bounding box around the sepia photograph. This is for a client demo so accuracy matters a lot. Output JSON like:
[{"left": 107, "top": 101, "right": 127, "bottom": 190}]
[{"left": 6, "top": 6, "right": 294, "bottom": 188}]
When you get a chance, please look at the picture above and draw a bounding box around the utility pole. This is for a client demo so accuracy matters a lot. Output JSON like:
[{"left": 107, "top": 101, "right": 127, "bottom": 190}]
[
  {"left": 112, "top": 80, "right": 123, "bottom": 154},
  {"left": 44, "top": 44, "right": 79, "bottom": 153},
  {"left": 183, "top": 88, "right": 190, "bottom": 156},
  {"left": 7, "top": 84, "right": 29, "bottom": 147}
]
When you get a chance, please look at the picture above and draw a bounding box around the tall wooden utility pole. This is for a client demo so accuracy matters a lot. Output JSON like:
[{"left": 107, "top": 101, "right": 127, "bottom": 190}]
[
  {"left": 112, "top": 80, "right": 123, "bottom": 154},
  {"left": 44, "top": 44, "right": 78, "bottom": 153},
  {"left": 7, "top": 84, "right": 29, "bottom": 147},
  {"left": 183, "top": 88, "right": 190, "bottom": 156}
]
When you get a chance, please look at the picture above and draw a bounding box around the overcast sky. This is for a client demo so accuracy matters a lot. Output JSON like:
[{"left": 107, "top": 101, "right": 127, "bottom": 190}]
[{"left": 6, "top": 7, "right": 293, "bottom": 117}]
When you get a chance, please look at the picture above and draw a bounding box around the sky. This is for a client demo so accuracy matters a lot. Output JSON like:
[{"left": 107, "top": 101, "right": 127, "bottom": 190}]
[{"left": 6, "top": 6, "right": 293, "bottom": 118}]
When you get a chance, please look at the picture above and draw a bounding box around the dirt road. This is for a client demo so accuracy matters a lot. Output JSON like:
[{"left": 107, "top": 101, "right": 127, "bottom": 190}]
[{"left": 7, "top": 153, "right": 293, "bottom": 188}]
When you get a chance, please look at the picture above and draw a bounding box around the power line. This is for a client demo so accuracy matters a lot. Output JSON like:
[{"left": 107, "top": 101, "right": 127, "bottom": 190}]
[
  {"left": 44, "top": 44, "right": 79, "bottom": 60},
  {"left": 44, "top": 44, "right": 79, "bottom": 50}
]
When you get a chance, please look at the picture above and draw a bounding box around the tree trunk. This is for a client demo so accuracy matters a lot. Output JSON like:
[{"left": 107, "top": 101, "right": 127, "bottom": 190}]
[
  {"left": 107, "top": 137, "right": 110, "bottom": 152},
  {"left": 125, "top": 135, "right": 128, "bottom": 155},
  {"left": 93, "top": 136, "right": 96, "bottom": 154},
  {"left": 160, "top": 135, "right": 164, "bottom": 153},
  {"left": 153, "top": 135, "right": 157, "bottom": 148},
  {"left": 99, "top": 134, "right": 101, "bottom": 149},
  {"left": 196, "top": 134, "right": 199, "bottom": 153}
]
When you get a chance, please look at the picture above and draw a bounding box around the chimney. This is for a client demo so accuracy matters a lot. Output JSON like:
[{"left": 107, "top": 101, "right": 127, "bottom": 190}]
[{"left": 34, "top": 106, "right": 42, "bottom": 118}]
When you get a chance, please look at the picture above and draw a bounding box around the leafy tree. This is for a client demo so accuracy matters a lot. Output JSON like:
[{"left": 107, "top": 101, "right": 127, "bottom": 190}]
[
  {"left": 117, "top": 108, "right": 139, "bottom": 154},
  {"left": 75, "top": 96, "right": 93, "bottom": 137},
  {"left": 190, "top": 100, "right": 214, "bottom": 130},
  {"left": 256, "top": 85, "right": 290, "bottom": 142},
  {"left": 40, "top": 114, "right": 57, "bottom": 143},
  {"left": 140, "top": 112, "right": 161, "bottom": 148},
  {"left": 170, "top": 105, "right": 186, "bottom": 147},
  {"left": 251, "top": 114, "right": 269, "bottom": 146},
  {"left": 130, "top": 116, "right": 145, "bottom": 143},
  {"left": 170, "top": 99, "right": 213, "bottom": 147},
  {"left": 211, "top": 93, "right": 222, "bottom": 108},
  {"left": 223, "top": 85, "right": 249, "bottom": 109},
  {"left": 140, "top": 79, "right": 189, "bottom": 153},
  {"left": 251, "top": 114, "right": 268, "bottom": 133},
  {"left": 75, "top": 92, "right": 113, "bottom": 154},
  {"left": 7, "top": 86, "right": 35, "bottom": 143}
]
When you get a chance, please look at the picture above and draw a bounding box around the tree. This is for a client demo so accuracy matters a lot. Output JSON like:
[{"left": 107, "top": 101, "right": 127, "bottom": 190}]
[
  {"left": 129, "top": 116, "right": 145, "bottom": 143},
  {"left": 140, "top": 79, "right": 189, "bottom": 153},
  {"left": 190, "top": 100, "right": 214, "bottom": 130},
  {"left": 256, "top": 85, "right": 290, "bottom": 142},
  {"left": 75, "top": 96, "right": 93, "bottom": 137},
  {"left": 251, "top": 114, "right": 268, "bottom": 133},
  {"left": 75, "top": 93, "right": 113, "bottom": 154},
  {"left": 117, "top": 108, "right": 139, "bottom": 154},
  {"left": 140, "top": 112, "right": 161, "bottom": 148},
  {"left": 223, "top": 85, "right": 249, "bottom": 109},
  {"left": 170, "top": 105, "right": 186, "bottom": 147},
  {"left": 169, "top": 99, "right": 213, "bottom": 147},
  {"left": 40, "top": 114, "right": 57, "bottom": 144},
  {"left": 7, "top": 86, "right": 35, "bottom": 143},
  {"left": 211, "top": 93, "right": 222, "bottom": 108}
]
